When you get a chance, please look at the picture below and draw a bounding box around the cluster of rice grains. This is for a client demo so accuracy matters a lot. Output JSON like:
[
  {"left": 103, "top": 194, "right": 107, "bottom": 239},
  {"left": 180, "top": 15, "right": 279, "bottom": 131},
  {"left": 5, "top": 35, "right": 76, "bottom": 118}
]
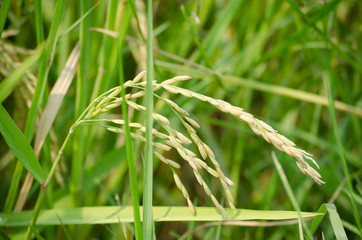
[{"left": 76, "top": 71, "right": 324, "bottom": 219}]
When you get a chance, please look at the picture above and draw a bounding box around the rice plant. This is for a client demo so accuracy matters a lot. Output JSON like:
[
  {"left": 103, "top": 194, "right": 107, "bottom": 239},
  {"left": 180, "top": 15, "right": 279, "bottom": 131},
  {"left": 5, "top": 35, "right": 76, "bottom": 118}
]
[{"left": 1, "top": 0, "right": 361, "bottom": 239}]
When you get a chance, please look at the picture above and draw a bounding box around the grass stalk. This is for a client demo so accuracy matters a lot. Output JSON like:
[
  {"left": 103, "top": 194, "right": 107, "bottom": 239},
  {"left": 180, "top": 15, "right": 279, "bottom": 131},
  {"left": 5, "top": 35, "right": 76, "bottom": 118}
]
[
  {"left": 143, "top": 0, "right": 155, "bottom": 238},
  {"left": 3, "top": 161, "right": 23, "bottom": 212},
  {"left": 0, "top": 0, "right": 11, "bottom": 37},
  {"left": 24, "top": 190, "right": 46, "bottom": 240},
  {"left": 271, "top": 152, "right": 314, "bottom": 239},
  {"left": 118, "top": 4, "right": 143, "bottom": 238},
  {"left": 34, "top": 0, "right": 44, "bottom": 44},
  {"left": 323, "top": 74, "right": 362, "bottom": 236},
  {"left": 119, "top": 62, "right": 143, "bottom": 240}
]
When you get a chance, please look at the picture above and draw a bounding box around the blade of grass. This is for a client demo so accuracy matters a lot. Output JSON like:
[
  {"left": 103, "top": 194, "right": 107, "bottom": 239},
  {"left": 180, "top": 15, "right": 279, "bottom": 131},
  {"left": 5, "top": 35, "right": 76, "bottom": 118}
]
[
  {"left": 56, "top": 214, "right": 71, "bottom": 240},
  {"left": 34, "top": 0, "right": 44, "bottom": 44},
  {"left": 0, "top": 206, "right": 322, "bottom": 226},
  {"left": 118, "top": 3, "right": 142, "bottom": 239},
  {"left": 2, "top": 158, "right": 22, "bottom": 212},
  {"left": 0, "top": 0, "right": 11, "bottom": 37},
  {"left": 310, "top": 204, "right": 348, "bottom": 240},
  {"left": 0, "top": 104, "right": 45, "bottom": 184},
  {"left": 119, "top": 66, "right": 143, "bottom": 240},
  {"left": 59, "top": 1, "right": 101, "bottom": 39},
  {"left": 143, "top": 0, "right": 155, "bottom": 238},
  {"left": 341, "top": 220, "right": 361, "bottom": 237},
  {"left": 323, "top": 73, "right": 362, "bottom": 236},
  {"left": 271, "top": 151, "right": 314, "bottom": 239}
]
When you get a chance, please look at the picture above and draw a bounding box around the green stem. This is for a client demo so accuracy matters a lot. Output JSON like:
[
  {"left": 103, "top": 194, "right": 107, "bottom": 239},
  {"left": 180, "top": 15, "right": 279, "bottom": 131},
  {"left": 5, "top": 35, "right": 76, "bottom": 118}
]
[
  {"left": 271, "top": 152, "right": 314, "bottom": 239},
  {"left": 34, "top": 0, "right": 44, "bottom": 44},
  {"left": 323, "top": 74, "right": 362, "bottom": 236},
  {"left": 143, "top": 0, "right": 154, "bottom": 238},
  {"left": 120, "top": 68, "right": 143, "bottom": 240},
  {"left": 117, "top": 2, "right": 143, "bottom": 239},
  {"left": 24, "top": 190, "right": 45, "bottom": 240},
  {"left": 0, "top": 0, "right": 11, "bottom": 37},
  {"left": 25, "top": 130, "right": 73, "bottom": 239}
]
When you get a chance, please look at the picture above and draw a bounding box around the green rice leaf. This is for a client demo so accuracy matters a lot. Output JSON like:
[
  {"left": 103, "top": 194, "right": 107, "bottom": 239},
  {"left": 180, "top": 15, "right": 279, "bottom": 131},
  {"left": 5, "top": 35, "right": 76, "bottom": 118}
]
[
  {"left": 0, "top": 105, "right": 45, "bottom": 183},
  {"left": 0, "top": 0, "right": 11, "bottom": 37},
  {"left": 0, "top": 206, "right": 322, "bottom": 226},
  {"left": 311, "top": 204, "right": 348, "bottom": 240}
]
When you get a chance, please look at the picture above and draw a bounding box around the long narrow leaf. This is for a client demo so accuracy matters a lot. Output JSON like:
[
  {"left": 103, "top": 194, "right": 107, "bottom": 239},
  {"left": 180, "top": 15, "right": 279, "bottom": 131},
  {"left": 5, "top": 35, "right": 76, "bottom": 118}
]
[
  {"left": 0, "top": 206, "right": 322, "bottom": 226},
  {"left": 310, "top": 204, "right": 347, "bottom": 240},
  {"left": 34, "top": 43, "right": 80, "bottom": 155},
  {"left": 0, "top": 105, "right": 44, "bottom": 183},
  {"left": 143, "top": 0, "right": 155, "bottom": 237},
  {"left": 323, "top": 204, "right": 348, "bottom": 240},
  {"left": 0, "top": 0, "right": 11, "bottom": 37}
]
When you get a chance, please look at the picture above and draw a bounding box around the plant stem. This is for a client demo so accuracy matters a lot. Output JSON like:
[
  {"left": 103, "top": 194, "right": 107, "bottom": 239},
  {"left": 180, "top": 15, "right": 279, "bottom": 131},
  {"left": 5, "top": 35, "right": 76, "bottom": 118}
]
[
  {"left": 143, "top": 0, "right": 154, "bottom": 238},
  {"left": 24, "top": 190, "right": 45, "bottom": 240},
  {"left": 25, "top": 130, "right": 73, "bottom": 239},
  {"left": 271, "top": 152, "right": 314, "bottom": 239},
  {"left": 323, "top": 74, "right": 362, "bottom": 236},
  {"left": 0, "top": 0, "right": 11, "bottom": 37},
  {"left": 118, "top": 3, "right": 143, "bottom": 237}
]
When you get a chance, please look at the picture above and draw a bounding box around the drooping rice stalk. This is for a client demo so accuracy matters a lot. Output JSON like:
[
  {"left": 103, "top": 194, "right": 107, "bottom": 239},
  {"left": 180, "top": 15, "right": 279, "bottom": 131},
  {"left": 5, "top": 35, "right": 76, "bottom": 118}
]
[
  {"left": 26, "top": 71, "right": 324, "bottom": 231},
  {"left": 71, "top": 72, "right": 324, "bottom": 217}
]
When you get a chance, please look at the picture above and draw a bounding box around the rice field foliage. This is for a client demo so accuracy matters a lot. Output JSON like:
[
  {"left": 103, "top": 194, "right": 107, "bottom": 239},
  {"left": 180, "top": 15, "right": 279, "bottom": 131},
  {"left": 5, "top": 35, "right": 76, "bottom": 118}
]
[{"left": 0, "top": 0, "right": 361, "bottom": 239}]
